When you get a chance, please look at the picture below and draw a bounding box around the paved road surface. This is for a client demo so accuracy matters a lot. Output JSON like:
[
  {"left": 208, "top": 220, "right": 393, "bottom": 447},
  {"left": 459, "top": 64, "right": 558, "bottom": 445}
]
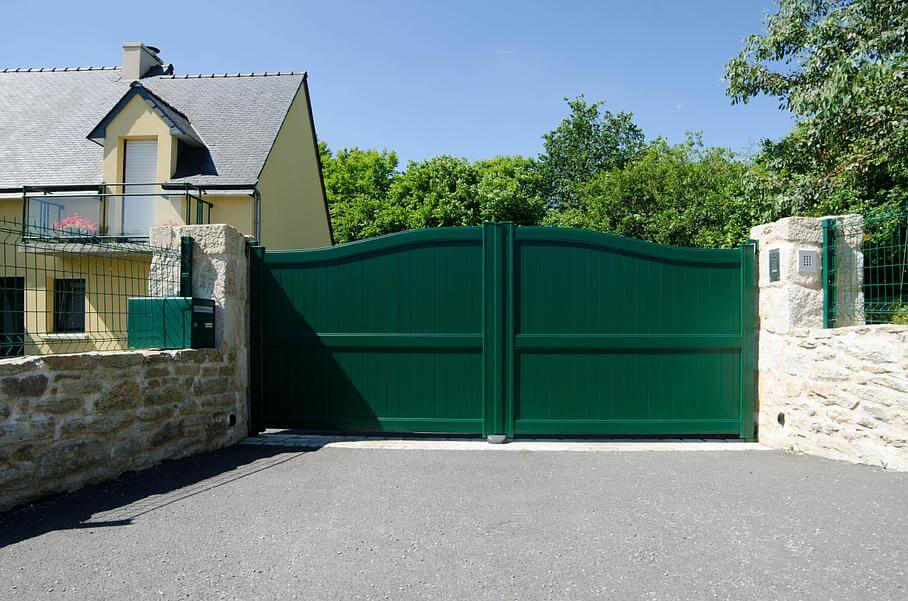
[{"left": 1, "top": 440, "right": 906, "bottom": 600}]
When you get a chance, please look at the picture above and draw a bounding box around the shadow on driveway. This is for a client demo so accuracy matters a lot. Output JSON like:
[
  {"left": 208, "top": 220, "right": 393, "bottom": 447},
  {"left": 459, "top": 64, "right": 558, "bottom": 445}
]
[{"left": 0, "top": 443, "right": 317, "bottom": 548}]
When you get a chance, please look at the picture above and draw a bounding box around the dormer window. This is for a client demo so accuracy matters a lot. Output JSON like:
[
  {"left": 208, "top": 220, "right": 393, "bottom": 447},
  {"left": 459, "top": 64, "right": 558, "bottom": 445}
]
[{"left": 86, "top": 82, "right": 205, "bottom": 148}]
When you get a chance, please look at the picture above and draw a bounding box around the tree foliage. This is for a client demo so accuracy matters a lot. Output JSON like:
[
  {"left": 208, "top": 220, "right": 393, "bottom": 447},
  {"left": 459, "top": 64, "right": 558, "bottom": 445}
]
[
  {"left": 319, "top": 143, "right": 400, "bottom": 242},
  {"left": 537, "top": 96, "right": 645, "bottom": 210},
  {"left": 545, "top": 134, "right": 772, "bottom": 247},
  {"left": 321, "top": 147, "right": 547, "bottom": 243},
  {"left": 476, "top": 156, "right": 547, "bottom": 225},
  {"left": 389, "top": 156, "right": 481, "bottom": 229},
  {"left": 725, "top": 0, "right": 908, "bottom": 215}
]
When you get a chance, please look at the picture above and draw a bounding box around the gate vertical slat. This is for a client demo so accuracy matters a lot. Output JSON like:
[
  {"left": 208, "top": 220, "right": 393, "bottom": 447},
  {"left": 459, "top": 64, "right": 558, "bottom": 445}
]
[
  {"left": 505, "top": 223, "right": 515, "bottom": 439},
  {"left": 739, "top": 241, "right": 756, "bottom": 439}
]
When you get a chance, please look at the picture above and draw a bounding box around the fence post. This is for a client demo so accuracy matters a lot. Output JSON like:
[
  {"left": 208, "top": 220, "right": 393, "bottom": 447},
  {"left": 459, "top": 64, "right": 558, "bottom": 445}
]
[
  {"left": 822, "top": 218, "right": 835, "bottom": 328},
  {"left": 180, "top": 235, "right": 193, "bottom": 297}
]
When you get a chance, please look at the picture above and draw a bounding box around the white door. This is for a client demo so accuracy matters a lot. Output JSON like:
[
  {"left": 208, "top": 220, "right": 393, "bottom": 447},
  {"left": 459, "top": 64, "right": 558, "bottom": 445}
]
[{"left": 121, "top": 139, "right": 158, "bottom": 237}]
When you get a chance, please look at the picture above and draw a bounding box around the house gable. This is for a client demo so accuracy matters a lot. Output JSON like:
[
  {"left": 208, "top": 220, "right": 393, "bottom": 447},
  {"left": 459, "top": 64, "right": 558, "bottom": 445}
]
[{"left": 256, "top": 77, "right": 332, "bottom": 249}]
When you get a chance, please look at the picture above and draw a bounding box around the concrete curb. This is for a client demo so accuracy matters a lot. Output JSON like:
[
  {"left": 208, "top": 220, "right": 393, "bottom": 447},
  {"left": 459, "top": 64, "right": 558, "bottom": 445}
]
[{"left": 240, "top": 433, "right": 771, "bottom": 453}]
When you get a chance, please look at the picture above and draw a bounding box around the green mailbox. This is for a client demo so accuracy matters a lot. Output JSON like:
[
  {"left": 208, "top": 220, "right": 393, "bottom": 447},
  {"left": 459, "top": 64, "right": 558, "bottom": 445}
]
[{"left": 127, "top": 297, "right": 215, "bottom": 350}]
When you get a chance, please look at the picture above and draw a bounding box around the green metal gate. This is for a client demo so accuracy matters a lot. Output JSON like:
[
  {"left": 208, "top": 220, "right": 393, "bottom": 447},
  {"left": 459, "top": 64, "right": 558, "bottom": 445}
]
[{"left": 250, "top": 223, "right": 755, "bottom": 438}]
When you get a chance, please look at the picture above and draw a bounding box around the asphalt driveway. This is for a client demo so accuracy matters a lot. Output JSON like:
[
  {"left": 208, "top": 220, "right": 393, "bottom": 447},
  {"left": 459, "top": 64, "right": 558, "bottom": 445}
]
[{"left": 1, "top": 440, "right": 906, "bottom": 600}]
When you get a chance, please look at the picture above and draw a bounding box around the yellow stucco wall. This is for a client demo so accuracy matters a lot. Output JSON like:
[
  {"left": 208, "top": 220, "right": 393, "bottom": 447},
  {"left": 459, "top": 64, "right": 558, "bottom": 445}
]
[
  {"left": 0, "top": 198, "right": 21, "bottom": 223},
  {"left": 21, "top": 253, "right": 150, "bottom": 355},
  {"left": 206, "top": 195, "right": 254, "bottom": 238},
  {"left": 256, "top": 80, "right": 332, "bottom": 250}
]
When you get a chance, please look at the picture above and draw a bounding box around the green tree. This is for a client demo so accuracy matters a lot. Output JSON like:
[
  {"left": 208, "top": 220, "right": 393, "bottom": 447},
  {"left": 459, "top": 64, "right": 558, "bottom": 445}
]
[
  {"left": 389, "top": 156, "right": 482, "bottom": 229},
  {"left": 725, "top": 0, "right": 908, "bottom": 215},
  {"left": 475, "top": 156, "right": 547, "bottom": 225},
  {"left": 545, "top": 134, "right": 772, "bottom": 248},
  {"left": 538, "top": 95, "right": 645, "bottom": 210},
  {"left": 320, "top": 143, "right": 400, "bottom": 242}
]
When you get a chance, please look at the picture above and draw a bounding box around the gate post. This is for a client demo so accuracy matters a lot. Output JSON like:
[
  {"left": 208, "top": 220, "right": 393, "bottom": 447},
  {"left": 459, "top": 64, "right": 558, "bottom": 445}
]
[
  {"left": 248, "top": 244, "right": 265, "bottom": 435},
  {"left": 482, "top": 222, "right": 514, "bottom": 441},
  {"left": 739, "top": 240, "right": 756, "bottom": 440}
]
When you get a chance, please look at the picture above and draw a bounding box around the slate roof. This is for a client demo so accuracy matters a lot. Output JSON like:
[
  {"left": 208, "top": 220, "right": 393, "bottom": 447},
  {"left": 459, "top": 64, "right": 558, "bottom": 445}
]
[{"left": 0, "top": 67, "right": 306, "bottom": 189}]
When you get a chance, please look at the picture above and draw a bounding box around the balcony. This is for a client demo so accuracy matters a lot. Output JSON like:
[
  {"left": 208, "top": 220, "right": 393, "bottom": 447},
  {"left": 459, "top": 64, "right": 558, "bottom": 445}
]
[{"left": 22, "top": 183, "right": 212, "bottom": 241}]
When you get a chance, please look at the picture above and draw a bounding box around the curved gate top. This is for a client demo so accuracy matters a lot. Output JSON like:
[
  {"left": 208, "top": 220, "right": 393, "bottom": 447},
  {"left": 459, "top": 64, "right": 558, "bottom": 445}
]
[{"left": 250, "top": 223, "right": 755, "bottom": 438}]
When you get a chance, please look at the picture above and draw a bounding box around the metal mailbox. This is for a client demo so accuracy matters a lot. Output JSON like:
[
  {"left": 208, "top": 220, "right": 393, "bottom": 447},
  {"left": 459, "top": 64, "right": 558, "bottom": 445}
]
[{"left": 127, "top": 297, "right": 215, "bottom": 350}]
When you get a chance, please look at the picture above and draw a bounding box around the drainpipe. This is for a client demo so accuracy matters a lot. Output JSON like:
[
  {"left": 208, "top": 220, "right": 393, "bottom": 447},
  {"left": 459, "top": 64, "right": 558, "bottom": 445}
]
[{"left": 253, "top": 185, "right": 262, "bottom": 244}]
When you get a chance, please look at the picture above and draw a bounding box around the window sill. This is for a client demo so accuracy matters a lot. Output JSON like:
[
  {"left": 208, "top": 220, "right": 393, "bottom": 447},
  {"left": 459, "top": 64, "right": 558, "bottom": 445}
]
[{"left": 39, "top": 333, "right": 89, "bottom": 341}]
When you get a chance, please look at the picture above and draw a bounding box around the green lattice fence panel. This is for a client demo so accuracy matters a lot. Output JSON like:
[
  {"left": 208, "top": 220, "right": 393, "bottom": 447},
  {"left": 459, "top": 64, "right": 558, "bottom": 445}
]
[{"left": 824, "top": 208, "right": 908, "bottom": 327}]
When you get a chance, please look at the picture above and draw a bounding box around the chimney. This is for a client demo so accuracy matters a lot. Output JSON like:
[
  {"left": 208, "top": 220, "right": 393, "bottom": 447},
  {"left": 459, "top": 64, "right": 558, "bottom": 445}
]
[{"left": 122, "top": 42, "right": 163, "bottom": 80}]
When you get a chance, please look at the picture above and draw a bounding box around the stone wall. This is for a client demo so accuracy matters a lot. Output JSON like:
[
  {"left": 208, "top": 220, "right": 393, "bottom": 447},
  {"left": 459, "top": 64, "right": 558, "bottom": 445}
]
[
  {"left": 149, "top": 223, "right": 251, "bottom": 400},
  {"left": 751, "top": 217, "right": 908, "bottom": 470},
  {"left": 0, "top": 348, "right": 246, "bottom": 511},
  {"left": 0, "top": 224, "right": 250, "bottom": 512},
  {"left": 757, "top": 325, "right": 908, "bottom": 470}
]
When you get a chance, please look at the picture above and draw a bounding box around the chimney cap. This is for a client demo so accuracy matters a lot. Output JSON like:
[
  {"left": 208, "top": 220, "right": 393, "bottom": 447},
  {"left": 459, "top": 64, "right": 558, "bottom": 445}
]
[
  {"left": 121, "top": 42, "right": 164, "bottom": 80},
  {"left": 122, "top": 42, "right": 161, "bottom": 56}
]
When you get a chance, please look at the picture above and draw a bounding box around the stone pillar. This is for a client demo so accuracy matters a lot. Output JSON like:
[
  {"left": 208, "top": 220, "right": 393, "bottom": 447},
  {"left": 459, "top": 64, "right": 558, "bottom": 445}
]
[
  {"left": 149, "top": 224, "right": 250, "bottom": 422},
  {"left": 749, "top": 215, "right": 864, "bottom": 333},
  {"left": 749, "top": 217, "right": 826, "bottom": 334},
  {"left": 748, "top": 215, "right": 863, "bottom": 447}
]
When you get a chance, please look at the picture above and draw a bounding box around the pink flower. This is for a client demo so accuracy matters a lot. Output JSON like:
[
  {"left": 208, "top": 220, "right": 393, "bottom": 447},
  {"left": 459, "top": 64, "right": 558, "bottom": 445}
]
[{"left": 53, "top": 213, "right": 99, "bottom": 234}]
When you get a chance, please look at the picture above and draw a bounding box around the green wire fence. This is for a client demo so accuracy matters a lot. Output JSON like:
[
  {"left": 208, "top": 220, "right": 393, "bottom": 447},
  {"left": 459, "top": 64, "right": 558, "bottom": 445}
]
[
  {"left": 0, "top": 216, "right": 182, "bottom": 356},
  {"left": 824, "top": 206, "right": 908, "bottom": 327}
]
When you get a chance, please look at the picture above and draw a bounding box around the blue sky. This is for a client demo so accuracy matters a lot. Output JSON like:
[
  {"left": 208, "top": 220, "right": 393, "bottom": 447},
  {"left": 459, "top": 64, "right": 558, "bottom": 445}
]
[{"left": 2, "top": 0, "right": 793, "bottom": 164}]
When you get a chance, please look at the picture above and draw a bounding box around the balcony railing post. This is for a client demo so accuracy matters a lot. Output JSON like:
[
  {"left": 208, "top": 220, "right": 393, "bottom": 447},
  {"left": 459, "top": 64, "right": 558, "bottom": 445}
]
[
  {"left": 180, "top": 235, "right": 193, "bottom": 297},
  {"left": 184, "top": 184, "right": 191, "bottom": 225},
  {"left": 98, "top": 184, "right": 107, "bottom": 236}
]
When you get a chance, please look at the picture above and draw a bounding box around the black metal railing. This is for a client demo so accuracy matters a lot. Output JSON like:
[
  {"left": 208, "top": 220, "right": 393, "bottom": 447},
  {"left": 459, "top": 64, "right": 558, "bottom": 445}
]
[{"left": 21, "top": 183, "right": 212, "bottom": 240}]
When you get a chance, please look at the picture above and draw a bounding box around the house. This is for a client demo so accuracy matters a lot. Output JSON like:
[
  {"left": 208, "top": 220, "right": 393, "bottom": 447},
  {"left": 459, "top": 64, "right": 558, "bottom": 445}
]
[
  {"left": 0, "top": 42, "right": 333, "bottom": 248},
  {"left": 0, "top": 42, "right": 334, "bottom": 355}
]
